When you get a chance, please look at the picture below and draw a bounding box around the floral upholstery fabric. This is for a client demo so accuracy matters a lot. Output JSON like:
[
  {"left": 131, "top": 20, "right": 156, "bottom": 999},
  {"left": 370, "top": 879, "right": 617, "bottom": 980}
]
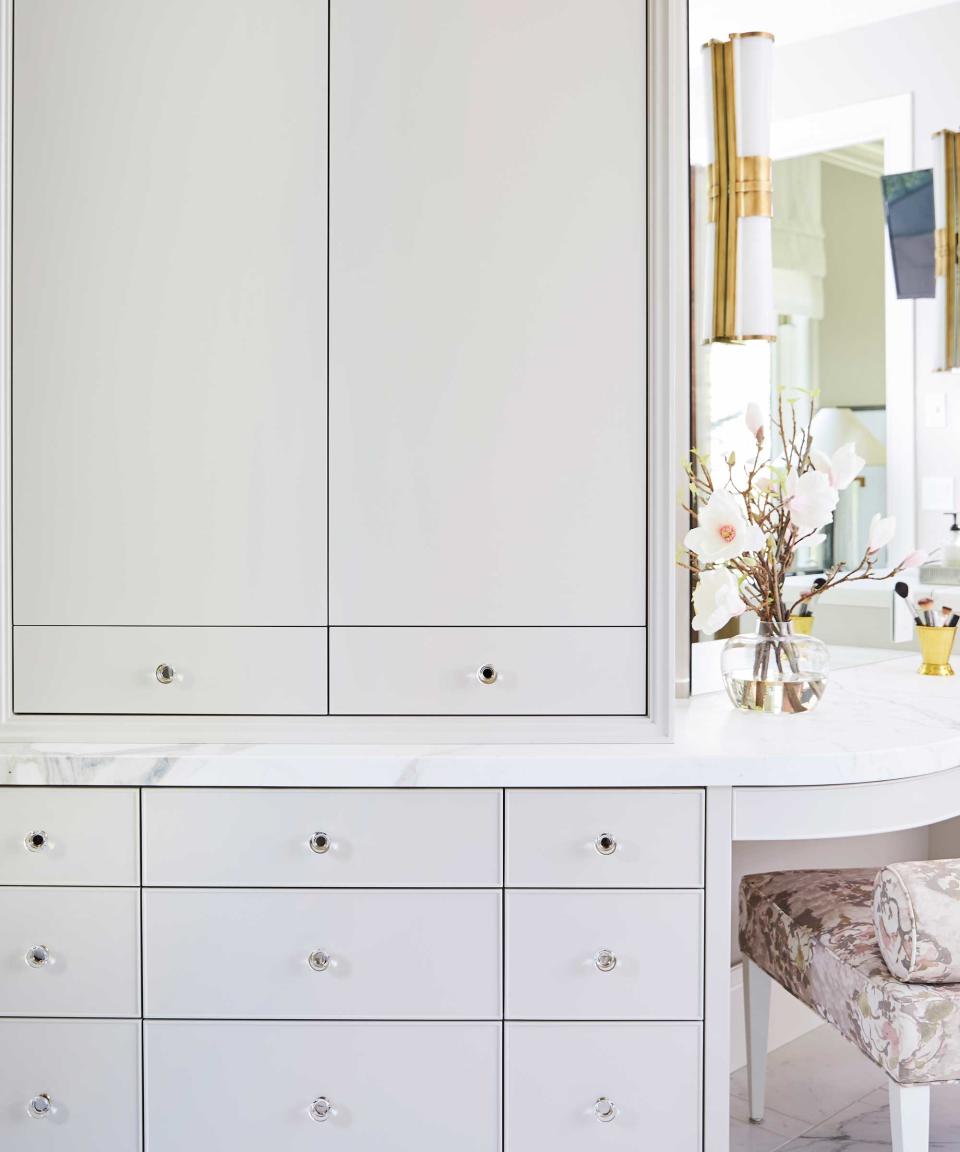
[
  {"left": 740, "top": 868, "right": 960, "bottom": 1085},
  {"left": 874, "top": 860, "right": 960, "bottom": 984}
]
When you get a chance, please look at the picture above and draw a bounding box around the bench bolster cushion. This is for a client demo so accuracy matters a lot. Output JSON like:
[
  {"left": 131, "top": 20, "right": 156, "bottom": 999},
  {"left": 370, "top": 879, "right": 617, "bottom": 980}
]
[{"left": 875, "top": 860, "right": 960, "bottom": 983}]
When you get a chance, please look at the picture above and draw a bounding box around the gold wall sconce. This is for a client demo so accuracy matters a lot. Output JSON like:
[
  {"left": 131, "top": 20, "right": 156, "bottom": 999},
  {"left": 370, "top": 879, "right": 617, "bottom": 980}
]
[
  {"left": 934, "top": 128, "right": 960, "bottom": 371},
  {"left": 702, "top": 32, "right": 776, "bottom": 344}
]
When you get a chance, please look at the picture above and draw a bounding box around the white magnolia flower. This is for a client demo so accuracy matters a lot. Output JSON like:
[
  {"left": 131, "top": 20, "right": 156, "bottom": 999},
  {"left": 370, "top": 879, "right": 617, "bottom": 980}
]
[
  {"left": 691, "top": 566, "right": 746, "bottom": 633},
  {"left": 868, "top": 513, "right": 896, "bottom": 554},
  {"left": 898, "top": 550, "right": 927, "bottom": 570},
  {"left": 786, "top": 468, "right": 839, "bottom": 533},
  {"left": 812, "top": 442, "right": 865, "bottom": 491},
  {"left": 683, "top": 490, "right": 764, "bottom": 563},
  {"left": 745, "top": 402, "right": 764, "bottom": 440}
]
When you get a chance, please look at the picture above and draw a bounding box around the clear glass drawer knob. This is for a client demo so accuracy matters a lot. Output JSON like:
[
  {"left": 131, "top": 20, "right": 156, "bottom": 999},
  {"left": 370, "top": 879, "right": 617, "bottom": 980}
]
[
  {"left": 594, "top": 1097, "right": 617, "bottom": 1123},
  {"left": 25, "top": 830, "right": 48, "bottom": 852},
  {"left": 26, "top": 945, "right": 51, "bottom": 968},
  {"left": 309, "top": 831, "right": 331, "bottom": 854},
  {"left": 309, "top": 1096, "right": 333, "bottom": 1123},
  {"left": 155, "top": 663, "right": 177, "bottom": 685},
  {"left": 27, "top": 1093, "right": 52, "bottom": 1119},
  {"left": 595, "top": 832, "right": 617, "bottom": 856},
  {"left": 594, "top": 948, "right": 617, "bottom": 973},
  {"left": 308, "top": 950, "right": 331, "bottom": 972},
  {"left": 476, "top": 663, "right": 498, "bottom": 685}
]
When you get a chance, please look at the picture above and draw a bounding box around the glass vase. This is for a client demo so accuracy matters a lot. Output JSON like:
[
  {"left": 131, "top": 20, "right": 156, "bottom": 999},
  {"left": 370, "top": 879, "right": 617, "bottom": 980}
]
[{"left": 721, "top": 621, "right": 829, "bottom": 715}]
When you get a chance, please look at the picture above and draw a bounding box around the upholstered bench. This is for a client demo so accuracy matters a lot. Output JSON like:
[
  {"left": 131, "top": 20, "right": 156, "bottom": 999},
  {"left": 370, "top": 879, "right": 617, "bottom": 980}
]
[{"left": 740, "top": 867, "right": 960, "bottom": 1151}]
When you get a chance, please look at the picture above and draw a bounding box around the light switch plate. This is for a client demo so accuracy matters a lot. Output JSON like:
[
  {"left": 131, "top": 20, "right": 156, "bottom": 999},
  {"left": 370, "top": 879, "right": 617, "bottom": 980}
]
[
  {"left": 926, "top": 392, "right": 948, "bottom": 428},
  {"left": 922, "top": 475, "right": 956, "bottom": 511}
]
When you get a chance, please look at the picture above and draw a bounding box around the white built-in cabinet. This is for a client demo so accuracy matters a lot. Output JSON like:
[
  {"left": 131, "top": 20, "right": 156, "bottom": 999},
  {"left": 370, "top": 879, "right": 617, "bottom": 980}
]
[
  {"left": 10, "top": 0, "right": 652, "bottom": 722},
  {"left": 0, "top": 786, "right": 705, "bottom": 1151}
]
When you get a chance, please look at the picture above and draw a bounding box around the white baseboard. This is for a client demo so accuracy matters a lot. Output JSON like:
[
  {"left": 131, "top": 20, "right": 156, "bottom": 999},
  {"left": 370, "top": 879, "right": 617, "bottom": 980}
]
[{"left": 730, "top": 962, "right": 821, "bottom": 1071}]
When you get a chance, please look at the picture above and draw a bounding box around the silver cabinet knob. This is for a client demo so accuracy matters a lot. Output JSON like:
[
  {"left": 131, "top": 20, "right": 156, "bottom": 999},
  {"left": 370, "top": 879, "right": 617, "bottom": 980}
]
[
  {"left": 155, "top": 663, "right": 177, "bottom": 685},
  {"left": 308, "top": 950, "right": 330, "bottom": 972},
  {"left": 594, "top": 948, "right": 617, "bottom": 973},
  {"left": 309, "top": 831, "right": 331, "bottom": 854},
  {"left": 309, "top": 1096, "right": 333, "bottom": 1123},
  {"left": 595, "top": 832, "right": 617, "bottom": 856},
  {"left": 25, "top": 830, "right": 48, "bottom": 852},
  {"left": 594, "top": 1097, "right": 617, "bottom": 1123},
  {"left": 25, "top": 945, "right": 51, "bottom": 969},
  {"left": 476, "top": 663, "right": 498, "bottom": 685},
  {"left": 27, "top": 1093, "right": 52, "bottom": 1119}
]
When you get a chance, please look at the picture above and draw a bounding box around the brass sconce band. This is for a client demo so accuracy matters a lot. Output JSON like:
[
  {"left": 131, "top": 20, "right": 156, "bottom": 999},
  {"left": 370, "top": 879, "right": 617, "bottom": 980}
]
[
  {"left": 936, "top": 129, "right": 960, "bottom": 370},
  {"left": 736, "top": 156, "right": 773, "bottom": 217},
  {"left": 709, "top": 37, "right": 738, "bottom": 341},
  {"left": 936, "top": 228, "right": 949, "bottom": 280},
  {"left": 707, "top": 157, "right": 772, "bottom": 222}
]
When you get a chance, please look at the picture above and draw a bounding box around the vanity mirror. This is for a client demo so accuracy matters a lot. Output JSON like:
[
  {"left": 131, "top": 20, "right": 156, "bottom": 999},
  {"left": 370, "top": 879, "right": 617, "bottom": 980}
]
[{"left": 687, "top": 1, "right": 922, "bottom": 668}]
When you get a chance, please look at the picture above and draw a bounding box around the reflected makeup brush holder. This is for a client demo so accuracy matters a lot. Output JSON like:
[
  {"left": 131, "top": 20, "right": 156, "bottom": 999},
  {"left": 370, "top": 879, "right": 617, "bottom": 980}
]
[{"left": 917, "top": 625, "right": 957, "bottom": 676}]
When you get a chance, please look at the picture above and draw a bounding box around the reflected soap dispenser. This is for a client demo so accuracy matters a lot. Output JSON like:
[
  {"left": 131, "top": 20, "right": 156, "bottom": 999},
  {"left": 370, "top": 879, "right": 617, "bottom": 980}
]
[{"left": 944, "top": 513, "right": 960, "bottom": 567}]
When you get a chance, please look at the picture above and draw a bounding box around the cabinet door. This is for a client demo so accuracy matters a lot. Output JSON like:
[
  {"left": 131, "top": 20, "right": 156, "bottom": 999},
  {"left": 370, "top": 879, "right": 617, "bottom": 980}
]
[
  {"left": 0, "top": 1019, "right": 141, "bottom": 1151},
  {"left": 13, "top": 0, "right": 327, "bottom": 627},
  {"left": 145, "top": 1021, "right": 502, "bottom": 1152},
  {"left": 143, "top": 888, "right": 502, "bottom": 1019},
  {"left": 329, "top": 0, "right": 646, "bottom": 627},
  {"left": 506, "top": 1022, "right": 701, "bottom": 1152}
]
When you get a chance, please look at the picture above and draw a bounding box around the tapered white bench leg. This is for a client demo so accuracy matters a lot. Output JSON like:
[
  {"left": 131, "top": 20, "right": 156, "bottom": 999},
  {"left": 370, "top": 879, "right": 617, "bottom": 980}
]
[
  {"left": 743, "top": 958, "right": 771, "bottom": 1122},
  {"left": 889, "top": 1082, "right": 930, "bottom": 1152}
]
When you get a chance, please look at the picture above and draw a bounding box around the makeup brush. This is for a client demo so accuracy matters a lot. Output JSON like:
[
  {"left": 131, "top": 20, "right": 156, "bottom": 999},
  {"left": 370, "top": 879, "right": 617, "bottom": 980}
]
[
  {"left": 798, "top": 576, "right": 827, "bottom": 617},
  {"left": 942, "top": 606, "right": 955, "bottom": 628},
  {"left": 950, "top": 612, "right": 960, "bottom": 628},
  {"left": 918, "top": 596, "right": 936, "bottom": 627},
  {"left": 895, "top": 581, "right": 923, "bottom": 626}
]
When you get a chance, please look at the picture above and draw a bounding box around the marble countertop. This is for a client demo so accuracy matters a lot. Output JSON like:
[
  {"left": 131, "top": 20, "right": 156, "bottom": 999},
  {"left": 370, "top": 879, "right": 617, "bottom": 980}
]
[{"left": 2, "top": 652, "right": 960, "bottom": 789}]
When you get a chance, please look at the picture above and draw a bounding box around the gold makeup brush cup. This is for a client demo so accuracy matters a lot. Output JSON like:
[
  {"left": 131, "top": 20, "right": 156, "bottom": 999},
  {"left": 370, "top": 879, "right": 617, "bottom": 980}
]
[
  {"left": 789, "top": 615, "right": 814, "bottom": 636},
  {"left": 917, "top": 625, "right": 957, "bottom": 676}
]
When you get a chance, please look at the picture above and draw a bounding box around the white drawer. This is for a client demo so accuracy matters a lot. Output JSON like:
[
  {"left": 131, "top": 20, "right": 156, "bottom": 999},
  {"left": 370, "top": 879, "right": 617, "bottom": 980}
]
[
  {"left": 0, "top": 888, "right": 140, "bottom": 1017},
  {"left": 330, "top": 627, "right": 646, "bottom": 714},
  {"left": 0, "top": 1019, "right": 141, "bottom": 1151},
  {"left": 142, "top": 788, "right": 502, "bottom": 886},
  {"left": 0, "top": 787, "right": 139, "bottom": 885},
  {"left": 506, "top": 789, "right": 704, "bottom": 887},
  {"left": 145, "top": 1020, "right": 501, "bottom": 1152},
  {"left": 14, "top": 625, "right": 327, "bottom": 714},
  {"left": 505, "top": 890, "right": 702, "bottom": 1020},
  {"left": 506, "top": 1022, "right": 701, "bottom": 1152},
  {"left": 144, "top": 888, "right": 501, "bottom": 1019}
]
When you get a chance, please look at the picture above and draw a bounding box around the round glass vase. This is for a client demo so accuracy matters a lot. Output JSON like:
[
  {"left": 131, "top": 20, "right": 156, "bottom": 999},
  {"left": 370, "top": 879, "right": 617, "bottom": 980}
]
[{"left": 721, "top": 621, "right": 829, "bottom": 715}]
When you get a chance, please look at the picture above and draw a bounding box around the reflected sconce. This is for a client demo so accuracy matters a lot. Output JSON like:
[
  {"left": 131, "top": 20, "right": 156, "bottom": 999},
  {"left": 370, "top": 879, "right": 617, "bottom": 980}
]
[
  {"left": 702, "top": 32, "right": 776, "bottom": 343},
  {"left": 934, "top": 129, "right": 960, "bottom": 371}
]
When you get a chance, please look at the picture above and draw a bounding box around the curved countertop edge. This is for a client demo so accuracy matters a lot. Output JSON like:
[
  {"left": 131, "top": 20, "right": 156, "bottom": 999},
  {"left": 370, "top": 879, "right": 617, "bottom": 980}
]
[{"left": 1, "top": 657, "right": 958, "bottom": 788}]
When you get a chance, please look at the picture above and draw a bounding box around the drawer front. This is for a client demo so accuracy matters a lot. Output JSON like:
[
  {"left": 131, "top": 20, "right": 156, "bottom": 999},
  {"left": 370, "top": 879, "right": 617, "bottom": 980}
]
[
  {"left": 505, "top": 890, "right": 702, "bottom": 1020},
  {"left": 506, "top": 1022, "right": 701, "bottom": 1152},
  {"left": 330, "top": 627, "right": 646, "bottom": 715},
  {"left": 0, "top": 787, "right": 139, "bottom": 885},
  {"left": 0, "top": 888, "right": 140, "bottom": 1017},
  {"left": 143, "top": 788, "right": 502, "bottom": 886},
  {"left": 145, "top": 1020, "right": 501, "bottom": 1152},
  {"left": 0, "top": 1019, "right": 141, "bottom": 1151},
  {"left": 144, "top": 888, "right": 502, "bottom": 1019},
  {"left": 506, "top": 789, "right": 704, "bottom": 887},
  {"left": 13, "top": 626, "right": 327, "bottom": 714}
]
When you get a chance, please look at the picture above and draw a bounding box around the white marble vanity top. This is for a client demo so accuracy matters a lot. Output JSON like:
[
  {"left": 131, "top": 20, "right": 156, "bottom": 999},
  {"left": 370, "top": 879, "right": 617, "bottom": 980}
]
[{"left": 2, "top": 652, "right": 959, "bottom": 789}]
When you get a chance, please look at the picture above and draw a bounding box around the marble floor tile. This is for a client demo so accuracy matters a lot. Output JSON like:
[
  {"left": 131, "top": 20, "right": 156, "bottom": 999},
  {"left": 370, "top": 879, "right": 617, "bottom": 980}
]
[
  {"left": 729, "top": 1094, "right": 811, "bottom": 1152},
  {"left": 776, "top": 1083, "right": 960, "bottom": 1150},
  {"left": 730, "top": 1023, "right": 886, "bottom": 1125}
]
